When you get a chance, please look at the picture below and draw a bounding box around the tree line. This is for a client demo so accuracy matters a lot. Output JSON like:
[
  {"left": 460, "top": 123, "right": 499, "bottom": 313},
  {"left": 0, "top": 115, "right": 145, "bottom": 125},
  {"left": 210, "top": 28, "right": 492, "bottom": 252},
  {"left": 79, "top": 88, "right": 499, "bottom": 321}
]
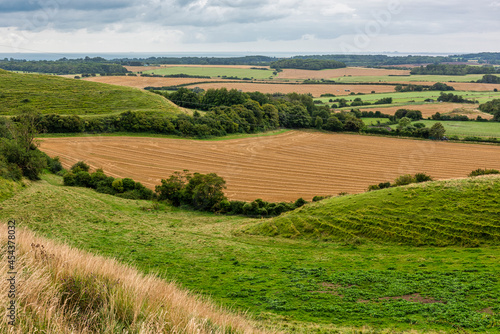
[
  {"left": 270, "top": 59, "right": 346, "bottom": 71},
  {"left": 0, "top": 57, "right": 128, "bottom": 75},
  {"left": 410, "top": 64, "right": 498, "bottom": 76}
]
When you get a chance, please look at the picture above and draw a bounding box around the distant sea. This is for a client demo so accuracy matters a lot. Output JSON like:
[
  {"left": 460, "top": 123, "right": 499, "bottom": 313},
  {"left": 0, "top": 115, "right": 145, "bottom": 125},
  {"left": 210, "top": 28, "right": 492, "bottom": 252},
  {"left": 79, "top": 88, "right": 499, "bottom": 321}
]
[{"left": 0, "top": 52, "right": 456, "bottom": 61}]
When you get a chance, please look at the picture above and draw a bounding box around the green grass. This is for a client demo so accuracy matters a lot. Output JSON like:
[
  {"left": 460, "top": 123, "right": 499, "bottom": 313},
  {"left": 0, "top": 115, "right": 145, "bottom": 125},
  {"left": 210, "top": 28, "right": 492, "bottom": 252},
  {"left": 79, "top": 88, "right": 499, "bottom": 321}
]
[
  {"left": 388, "top": 120, "right": 500, "bottom": 139},
  {"left": 360, "top": 118, "right": 392, "bottom": 125},
  {"left": 0, "top": 174, "right": 499, "bottom": 332},
  {"left": 248, "top": 176, "right": 500, "bottom": 247},
  {"left": 36, "top": 129, "right": 290, "bottom": 141},
  {"left": 142, "top": 66, "right": 276, "bottom": 80},
  {"left": 318, "top": 91, "right": 500, "bottom": 105},
  {"left": 0, "top": 177, "right": 24, "bottom": 202},
  {"left": 334, "top": 74, "right": 485, "bottom": 83},
  {"left": 0, "top": 69, "right": 181, "bottom": 116}
]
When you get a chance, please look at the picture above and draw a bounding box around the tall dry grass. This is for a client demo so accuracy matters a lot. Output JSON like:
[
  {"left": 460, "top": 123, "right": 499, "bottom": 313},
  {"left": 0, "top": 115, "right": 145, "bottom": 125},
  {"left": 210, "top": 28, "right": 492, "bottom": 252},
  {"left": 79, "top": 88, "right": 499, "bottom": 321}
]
[{"left": 0, "top": 223, "right": 272, "bottom": 333}]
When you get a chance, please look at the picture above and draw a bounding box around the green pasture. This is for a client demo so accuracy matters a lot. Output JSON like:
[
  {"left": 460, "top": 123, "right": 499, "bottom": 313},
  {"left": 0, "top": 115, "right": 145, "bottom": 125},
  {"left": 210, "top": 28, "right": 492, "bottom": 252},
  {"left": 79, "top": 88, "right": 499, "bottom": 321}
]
[
  {"left": 1, "top": 174, "right": 499, "bottom": 333},
  {"left": 318, "top": 91, "right": 500, "bottom": 105},
  {"left": 389, "top": 120, "right": 500, "bottom": 139},
  {"left": 141, "top": 66, "right": 275, "bottom": 80},
  {"left": 0, "top": 69, "right": 181, "bottom": 116}
]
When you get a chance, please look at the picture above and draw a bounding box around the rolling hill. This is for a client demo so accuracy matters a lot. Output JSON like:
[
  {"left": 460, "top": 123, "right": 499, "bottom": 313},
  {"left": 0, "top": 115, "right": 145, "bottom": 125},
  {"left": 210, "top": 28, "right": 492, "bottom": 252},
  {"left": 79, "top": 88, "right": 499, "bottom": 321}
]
[
  {"left": 0, "top": 69, "right": 181, "bottom": 116},
  {"left": 247, "top": 175, "right": 500, "bottom": 246}
]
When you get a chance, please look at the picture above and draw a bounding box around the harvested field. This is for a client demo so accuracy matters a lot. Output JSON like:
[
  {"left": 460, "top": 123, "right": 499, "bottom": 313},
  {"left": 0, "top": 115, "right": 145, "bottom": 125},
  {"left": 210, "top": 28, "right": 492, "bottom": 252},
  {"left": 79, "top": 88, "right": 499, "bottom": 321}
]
[
  {"left": 278, "top": 67, "right": 410, "bottom": 80},
  {"left": 39, "top": 131, "right": 500, "bottom": 202},
  {"left": 183, "top": 82, "right": 397, "bottom": 96},
  {"left": 83, "top": 76, "right": 218, "bottom": 89},
  {"left": 359, "top": 103, "right": 494, "bottom": 119}
]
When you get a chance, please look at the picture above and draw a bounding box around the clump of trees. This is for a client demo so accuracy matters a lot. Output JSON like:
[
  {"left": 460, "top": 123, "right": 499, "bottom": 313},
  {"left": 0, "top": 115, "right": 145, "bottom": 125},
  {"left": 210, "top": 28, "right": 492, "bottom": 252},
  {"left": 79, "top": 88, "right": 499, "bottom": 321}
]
[
  {"left": 368, "top": 173, "right": 433, "bottom": 191},
  {"left": 155, "top": 170, "right": 308, "bottom": 217},
  {"left": 477, "top": 74, "right": 500, "bottom": 84},
  {"left": 0, "top": 111, "right": 61, "bottom": 181},
  {"left": 479, "top": 99, "right": 500, "bottom": 121},
  {"left": 395, "top": 82, "right": 455, "bottom": 92},
  {"left": 63, "top": 161, "right": 154, "bottom": 200}
]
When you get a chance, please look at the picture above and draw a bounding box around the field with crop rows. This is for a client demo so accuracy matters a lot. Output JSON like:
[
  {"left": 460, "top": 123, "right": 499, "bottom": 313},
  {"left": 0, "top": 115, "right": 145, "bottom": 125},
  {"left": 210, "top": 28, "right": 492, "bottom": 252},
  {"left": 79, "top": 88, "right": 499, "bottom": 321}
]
[{"left": 39, "top": 131, "right": 500, "bottom": 202}]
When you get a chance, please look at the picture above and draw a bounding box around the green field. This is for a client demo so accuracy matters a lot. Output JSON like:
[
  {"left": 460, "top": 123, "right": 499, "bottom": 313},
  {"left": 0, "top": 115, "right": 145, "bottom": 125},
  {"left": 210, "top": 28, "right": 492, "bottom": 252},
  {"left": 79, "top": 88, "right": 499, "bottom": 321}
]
[
  {"left": 333, "top": 74, "right": 485, "bottom": 83},
  {"left": 389, "top": 120, "right": 500, "bottom": 139},
  {"left": 1, "top": 174, "right": 499, "bottom": 333},
  {"left": 0, "top": 69, "right": 181, "bottom": 116},
  {"left": 142, "top": 66, "right": 276, "bottom": 80},
  {"left": 360, "top": 117, "right": 392, "bottom": 125},
  {"left": 318, "top": 91, "right": 500, "bottom": 105}
]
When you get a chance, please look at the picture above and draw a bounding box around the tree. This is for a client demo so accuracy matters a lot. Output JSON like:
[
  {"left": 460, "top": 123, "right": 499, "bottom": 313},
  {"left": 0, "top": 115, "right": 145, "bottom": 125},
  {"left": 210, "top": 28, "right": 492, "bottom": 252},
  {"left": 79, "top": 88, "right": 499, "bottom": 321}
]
[
  {"left": 397, "top": 117, "right": 412, "bottom": 130},
  {"left": 325, "top": 116, "right": 343, "bottom": 131},
  {"left": 429, "top": 122, "right": 446, "bottom": 140},
  {"left": 314, "top": 116, "right": 323, "bottom": 129},
  {"left": 184, "top": 173, "right": 227, "bottom": 211}
]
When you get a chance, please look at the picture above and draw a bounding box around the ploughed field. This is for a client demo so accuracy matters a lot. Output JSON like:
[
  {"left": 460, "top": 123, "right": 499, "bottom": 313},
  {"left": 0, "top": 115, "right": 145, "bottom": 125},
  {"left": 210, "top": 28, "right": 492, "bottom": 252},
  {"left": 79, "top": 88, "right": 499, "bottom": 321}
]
[{"left": 39, "top": 131, "right": 500, "bottom": 202}]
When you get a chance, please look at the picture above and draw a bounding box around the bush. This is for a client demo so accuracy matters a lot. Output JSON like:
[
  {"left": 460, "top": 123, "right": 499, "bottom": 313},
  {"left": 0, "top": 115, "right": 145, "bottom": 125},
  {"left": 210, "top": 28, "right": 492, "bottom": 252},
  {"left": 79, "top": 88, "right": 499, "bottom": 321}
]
[
  {"left": 71, "top": 161, "right": 90, "bottom": 173},
  {"left": 468, "top": 169, "right": 500, "bottom": 177},
  {"left": 74, "top": 171, "right": 91, "bottom": 187},
  {"left": 414, "top": 173, "right": 433, "bottom": 183},
  {"left": 294, "top": 197, "right": 307, "bottom": 208},
  {"left": 46, "top": 156, "right": 63, "bottom": 173},
  {"left": 394, "top": 174, "right": 415, "bottom": 186},
  {"left": 112, "top": 179, "right": 124, "bottom": 193}
]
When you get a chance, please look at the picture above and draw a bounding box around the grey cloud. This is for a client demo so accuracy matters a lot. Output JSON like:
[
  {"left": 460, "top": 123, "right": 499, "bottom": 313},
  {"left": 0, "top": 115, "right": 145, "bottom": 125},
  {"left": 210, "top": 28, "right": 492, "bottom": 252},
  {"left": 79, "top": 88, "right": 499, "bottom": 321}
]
[{"left": 1, "top": 0, "right": 499, "bottom": 46}]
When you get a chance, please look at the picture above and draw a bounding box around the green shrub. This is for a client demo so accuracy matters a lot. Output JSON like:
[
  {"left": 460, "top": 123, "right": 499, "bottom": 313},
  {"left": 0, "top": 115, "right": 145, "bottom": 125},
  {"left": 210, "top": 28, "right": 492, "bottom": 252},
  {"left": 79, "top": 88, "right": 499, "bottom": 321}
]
[
  {"left": 294, "top": 198, "right": 307, "bottom": 208},
  {"left": 394, "top": 174, "right": 415, "bottom": 186},
  {"left": 368, "top": 184, "right": 380, "bottom": 191},
  {"left": 74, "top": 171, "right": 91, "bottom": 187},
  {"left": 112, "top": 179, "right": 124, "bottom": 193},
  {"left": 468, "top": 168, "right": 500, "bottom": 177},
  {"left": 414, "top": 173, "right": 433, "bottom": 183},
  {"left": 122, "top": 178, "right": 136, "bottom": 191},
  {"left": 63, "top": 172, "right": 76, "bottom": 186},
  {"left": 71, "top": 161, "right": 90, "bottom": 173}
]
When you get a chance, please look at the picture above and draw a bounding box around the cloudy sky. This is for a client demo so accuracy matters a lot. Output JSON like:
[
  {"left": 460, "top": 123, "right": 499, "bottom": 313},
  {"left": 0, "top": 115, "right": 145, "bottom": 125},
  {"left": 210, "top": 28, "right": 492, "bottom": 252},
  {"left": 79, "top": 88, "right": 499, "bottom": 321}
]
[{"left": 0, "top": 0, "right": 499, "bottom": 55}]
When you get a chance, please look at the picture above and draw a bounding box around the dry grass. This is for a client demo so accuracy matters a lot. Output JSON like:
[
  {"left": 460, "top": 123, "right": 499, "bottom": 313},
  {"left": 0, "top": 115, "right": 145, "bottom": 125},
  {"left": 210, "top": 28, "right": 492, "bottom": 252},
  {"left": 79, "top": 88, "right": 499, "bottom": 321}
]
[
  {"left": 83, "top": 76, "right": 220, "bottom": 89},
  {"left": 0, "top": 224, "right": 271, "bottom": 334}
]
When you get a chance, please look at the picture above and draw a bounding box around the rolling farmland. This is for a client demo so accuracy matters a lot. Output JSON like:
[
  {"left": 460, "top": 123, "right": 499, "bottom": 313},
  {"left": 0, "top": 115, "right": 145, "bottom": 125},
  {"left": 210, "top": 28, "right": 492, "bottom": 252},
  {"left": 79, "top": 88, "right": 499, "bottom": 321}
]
[{"left": 40, "top": 131, "right": 500, "bottom": 202}]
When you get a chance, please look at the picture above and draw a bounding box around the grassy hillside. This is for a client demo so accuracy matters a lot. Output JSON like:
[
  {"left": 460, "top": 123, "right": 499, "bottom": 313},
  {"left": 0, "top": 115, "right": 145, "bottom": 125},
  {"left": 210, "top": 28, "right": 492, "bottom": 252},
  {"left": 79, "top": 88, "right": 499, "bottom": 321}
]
[
  {"left": 0, "top": 222, "right": 266, "bottom": 333},
  {"left": 1, "top": 174, "right": 499, "bottom": 332},
  {"left": 248, "top": 176, "right": 500, "bottom": 246},
  {"left": 0, "top": 69, "right": 181, "bottom": 116}
]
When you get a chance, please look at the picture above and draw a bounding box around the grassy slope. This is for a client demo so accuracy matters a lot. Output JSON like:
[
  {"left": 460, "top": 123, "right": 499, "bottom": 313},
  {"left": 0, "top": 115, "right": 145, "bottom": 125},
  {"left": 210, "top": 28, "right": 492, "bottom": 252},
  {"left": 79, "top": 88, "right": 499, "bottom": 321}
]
[
  {"left": 248, "top": 176, "right": 500, "bottom": 247},
  {"left": 0, "top": 69, "right": 181, "bottom": 116},
  {"left": 0, "top": 174, "right": 499, "bottom": 332}
]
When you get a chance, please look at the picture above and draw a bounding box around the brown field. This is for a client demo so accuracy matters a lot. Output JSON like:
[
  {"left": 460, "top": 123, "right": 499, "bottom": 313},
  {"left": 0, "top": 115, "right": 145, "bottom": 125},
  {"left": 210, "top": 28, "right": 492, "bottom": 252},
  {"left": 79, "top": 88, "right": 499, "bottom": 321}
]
[
  {"left": 82, "top": 76, "right": 218, "bottom": 89},
  {"left": 39, "top": 131, "right": 500, "bottom": 202},
  {"left": 278, "top": 67, "right": 410, "bottom": 80},
  {"left": 183, "top": 82, "right": 397, "bottom": 96},
  {"left": 359, "top": 103, "right": 494, "bottom": 119}
]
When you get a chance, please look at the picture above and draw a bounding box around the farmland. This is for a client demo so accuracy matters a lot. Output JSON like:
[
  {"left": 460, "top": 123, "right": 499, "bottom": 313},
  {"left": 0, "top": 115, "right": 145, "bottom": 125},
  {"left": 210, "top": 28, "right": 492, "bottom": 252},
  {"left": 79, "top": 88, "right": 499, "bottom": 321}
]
[
  {"left": 39, "top": 131, "right": 500, "bottom": 202},
  {"left": 141, "top": 66, "right": 276, "bottom": 80},
  {"left": 0, "top": 174, "right": 498, "bottom": 333},
  {"left": 390, "top": 120, "right": 500, "bottom": 139}
]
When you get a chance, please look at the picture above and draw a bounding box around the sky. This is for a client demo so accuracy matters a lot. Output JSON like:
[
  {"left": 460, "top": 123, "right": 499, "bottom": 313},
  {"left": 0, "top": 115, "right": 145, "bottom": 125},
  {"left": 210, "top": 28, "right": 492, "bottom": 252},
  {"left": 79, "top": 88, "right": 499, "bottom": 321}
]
[{"left": 0, "top": 0, "right": 499, "bottom": 55}]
